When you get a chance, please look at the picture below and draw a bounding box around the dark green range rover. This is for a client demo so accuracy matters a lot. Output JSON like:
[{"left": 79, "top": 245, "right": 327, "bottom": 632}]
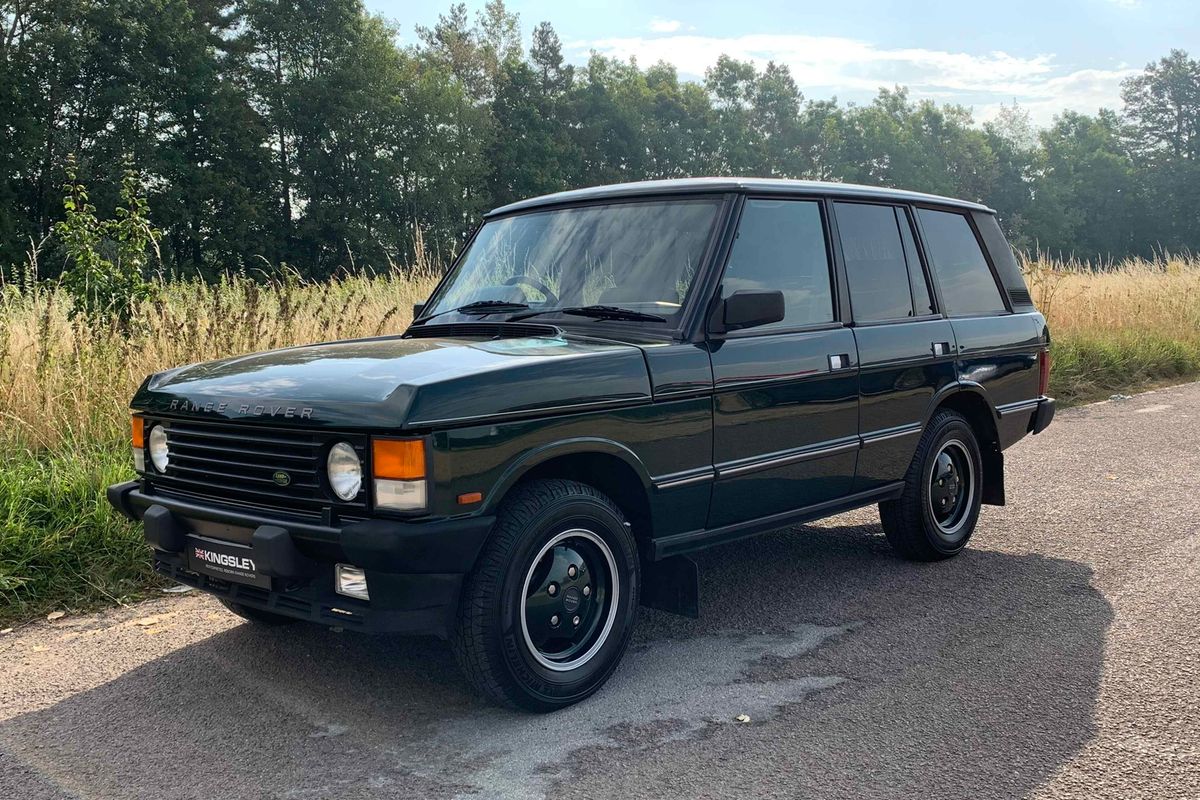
[{"left": 108, "top": 178, "right": 1054, "bottom": 710}]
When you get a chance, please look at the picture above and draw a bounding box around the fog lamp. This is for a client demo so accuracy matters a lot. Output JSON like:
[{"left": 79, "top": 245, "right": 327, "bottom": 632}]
[{"left": 335, "top": 564, "right": 369, "bottom": 600}]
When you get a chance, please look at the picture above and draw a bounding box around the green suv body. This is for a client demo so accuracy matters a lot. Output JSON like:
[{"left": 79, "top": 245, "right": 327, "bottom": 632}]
[{"left": 108, "top": 178, "right": 1054, "bottom": 710}]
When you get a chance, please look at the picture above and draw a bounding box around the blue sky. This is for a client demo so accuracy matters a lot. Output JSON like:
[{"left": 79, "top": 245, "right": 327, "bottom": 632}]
[{"left": 365, "top": 0, "right": 1198, "bottom": 127}]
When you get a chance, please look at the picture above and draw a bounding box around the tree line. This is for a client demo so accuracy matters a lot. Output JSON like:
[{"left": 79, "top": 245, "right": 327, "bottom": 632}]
[{"left": 2, "top": 0, "right": 1198, "bottom": 281}]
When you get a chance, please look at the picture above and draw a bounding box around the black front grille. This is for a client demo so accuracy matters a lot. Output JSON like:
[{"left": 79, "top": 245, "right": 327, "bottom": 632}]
[{"left": 143, "top": 418, "right": 368, "bottom": 518}]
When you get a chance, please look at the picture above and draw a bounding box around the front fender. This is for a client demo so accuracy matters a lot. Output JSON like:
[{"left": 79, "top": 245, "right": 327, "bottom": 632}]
[{"left": 481, "top": 436, "right": 654, "bottom": 514}]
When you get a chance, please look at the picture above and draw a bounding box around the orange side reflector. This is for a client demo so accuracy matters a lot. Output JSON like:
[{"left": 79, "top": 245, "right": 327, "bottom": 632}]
[
  {"left": 372, "top": 438, "right": 425, "bottom": 480},
  {"left": 457, "top": 492, "right": 483, "bottom": 505},
  {"left": 132, "top": 416, "right": 145, "bottom": 448}
]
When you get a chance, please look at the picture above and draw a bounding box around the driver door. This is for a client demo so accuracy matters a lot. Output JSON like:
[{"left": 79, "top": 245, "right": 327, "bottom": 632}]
[{"left": 706, "top": 198, "right": 860, "bottom": 530}]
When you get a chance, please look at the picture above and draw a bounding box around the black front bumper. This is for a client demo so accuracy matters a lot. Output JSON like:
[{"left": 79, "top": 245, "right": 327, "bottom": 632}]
[{"left": 107, "top": 481, "right": 494, "bottom": 637}]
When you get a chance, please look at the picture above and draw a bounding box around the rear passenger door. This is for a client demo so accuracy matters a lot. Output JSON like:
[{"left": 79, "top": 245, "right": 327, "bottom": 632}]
[
  {"left": 914, "top": 207, "right": 1043, "bottom": 413},
  {"left": 831, "top": 201, "right": 958, "bottom": 493},
  {"left": 707, "top": 198, "right": 860, "bottom": 530}
]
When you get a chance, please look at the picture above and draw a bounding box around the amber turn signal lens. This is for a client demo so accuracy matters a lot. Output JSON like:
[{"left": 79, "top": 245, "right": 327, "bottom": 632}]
[
  {"left": 457, "top": 492, "right": 483, "bottom": 505},
  {"left": 132, "top": 416, "right": 145, "bottom": 448},
  {"left": 372, "top": 438, "right": 425, "bottom": 480}
]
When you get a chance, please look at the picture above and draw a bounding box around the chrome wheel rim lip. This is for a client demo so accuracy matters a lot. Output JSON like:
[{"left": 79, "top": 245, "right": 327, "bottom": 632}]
[
  {"left": 519, "top": 528, "right": 619, "bottom": 672},
  {"left": 928, "top": 439, "right": 974, "bottom": 537}
]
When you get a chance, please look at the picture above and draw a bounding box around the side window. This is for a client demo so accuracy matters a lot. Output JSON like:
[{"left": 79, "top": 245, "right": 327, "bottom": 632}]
[
  {"left": 720, "top": 199, "right": 834, "bottom": 332},
  {"left": 898, "top": 209, "right": 935, "bottom": 316},
  {"left": 917, "top": 208, "right": 1007, "bottom": 316},
  {"left": 834, "top": 202, "right": 917, "bottom": 322}
]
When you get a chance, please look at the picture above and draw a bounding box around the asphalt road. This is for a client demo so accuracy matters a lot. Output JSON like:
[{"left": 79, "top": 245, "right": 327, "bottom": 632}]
[{"left": 3, "top": 383, "right": 1199, "bottom": 799}]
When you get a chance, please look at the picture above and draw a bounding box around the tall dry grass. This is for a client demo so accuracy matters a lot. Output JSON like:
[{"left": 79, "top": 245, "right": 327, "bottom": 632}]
[
  {"left": 1024, "top": 252, "right": 1200, "bottom": 341},
  {"left": 1022, "top": 253, "right": 1200, "bottom": 402},
  {"left": 1, "top": 269, "right": 440, "bottom": 451}
]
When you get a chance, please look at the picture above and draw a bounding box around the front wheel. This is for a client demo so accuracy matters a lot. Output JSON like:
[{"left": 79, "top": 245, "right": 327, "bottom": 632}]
[
  {"left": 880, "top": 409, "right": 984, "bottom": 561},
  {"left": 452, "top": 479, "right": 640, "bottom": 711}
]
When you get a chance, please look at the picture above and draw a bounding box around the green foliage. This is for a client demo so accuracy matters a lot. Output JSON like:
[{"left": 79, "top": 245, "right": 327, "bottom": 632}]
[
  {"left": 1051, "top": 331, "right": 1200, "bottom": 406},
  {"left": 52, "top": 159, "right": 159, "bottom": 326},
  {"left": 0, "top": 1, "right": 1197, "bottom": 274},
  {"left": 0, "top": 444, "right": 162, "bottom": 624}
]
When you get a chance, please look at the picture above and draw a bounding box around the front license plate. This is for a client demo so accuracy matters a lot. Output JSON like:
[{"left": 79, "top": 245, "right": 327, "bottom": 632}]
[{"left": 185, "top": 535, "right": 271, "bottom": 588}]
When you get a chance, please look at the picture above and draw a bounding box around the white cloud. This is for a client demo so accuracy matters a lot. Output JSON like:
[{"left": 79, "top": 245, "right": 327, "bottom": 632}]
[
  {"left": 573, "top": 32, "right": 1135, "bottom": 127},
  {"left": 975, "top": 67, "right": 1138, "bottom": 124},
  {"left": 649, "top": 18, "right": 683, "bottom": 33}
]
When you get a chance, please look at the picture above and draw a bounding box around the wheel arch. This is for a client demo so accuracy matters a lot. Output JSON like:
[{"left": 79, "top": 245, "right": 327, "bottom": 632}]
[
  {"left": 926, "top": 383, "right": 1005, "bottom": 506},
  {"left": 483, "top": 439, "right": 655, "bottom": 549}
]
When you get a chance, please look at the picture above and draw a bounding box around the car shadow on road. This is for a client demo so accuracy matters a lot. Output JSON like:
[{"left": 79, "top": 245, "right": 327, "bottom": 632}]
[{"left": 1, "top": 516, "right": 1111, "bottom": 800}]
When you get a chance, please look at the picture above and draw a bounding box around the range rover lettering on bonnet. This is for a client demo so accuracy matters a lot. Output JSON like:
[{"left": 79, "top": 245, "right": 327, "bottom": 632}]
[{"left": 167, "top": 399, "right": 314, "bottom": 419}]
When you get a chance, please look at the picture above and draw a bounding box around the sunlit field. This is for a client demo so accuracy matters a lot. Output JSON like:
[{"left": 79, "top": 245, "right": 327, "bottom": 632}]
[
  {"left": 1024, "top": 253, "right": 1200, "bottom": 404},
  {"left": 1, "top": 270, "right": 441, "bottom": 451},
  {"left": 1, "top": 254, "right": 1198, "bottom": 622}
]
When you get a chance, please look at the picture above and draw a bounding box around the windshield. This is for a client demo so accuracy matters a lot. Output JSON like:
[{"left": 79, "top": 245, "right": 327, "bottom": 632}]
[{"left": 421, "top": 198, "right": 723, "bottom": 328}]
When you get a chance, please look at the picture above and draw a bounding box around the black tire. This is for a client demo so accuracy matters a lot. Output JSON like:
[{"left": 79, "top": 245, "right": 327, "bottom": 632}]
[
  {"left": 219, "top": 598, "right": 298, "bottom": 626},
  {"left": 880, "top": 409, "right": 983, "bottom": 561},
  {"left": 452, "top": 479, "right": 640, "bottom": 712}
]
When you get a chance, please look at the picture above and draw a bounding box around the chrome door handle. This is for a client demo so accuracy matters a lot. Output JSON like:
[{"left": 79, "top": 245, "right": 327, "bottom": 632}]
[
  {"left": 828, "top": 353, "right": 850, "bottom": 370},
  {"left": 931, "top": 341, "right": 952, "bottom": 356}
]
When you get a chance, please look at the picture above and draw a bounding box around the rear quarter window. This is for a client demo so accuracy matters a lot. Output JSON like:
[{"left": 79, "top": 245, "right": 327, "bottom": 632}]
[{"left": 917, "top": 208, "right": 1008, "bottom": 316}]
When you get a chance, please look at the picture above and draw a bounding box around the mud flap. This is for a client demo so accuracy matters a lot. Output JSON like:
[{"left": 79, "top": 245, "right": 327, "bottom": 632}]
[
  {"left": 981, "top": 446, "right": 1005, "bottom": 506},
  {"left": 640, "top": 555, "right": 700, "bottom": 618}
]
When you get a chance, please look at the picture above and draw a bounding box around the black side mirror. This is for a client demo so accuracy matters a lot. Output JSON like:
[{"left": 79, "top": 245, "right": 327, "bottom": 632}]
[
  {"left": 412, "top": 303, "right": 425, "bottom": 321},
  {"left": 719, "top": 290, "right": 785, "bottom": 332}
]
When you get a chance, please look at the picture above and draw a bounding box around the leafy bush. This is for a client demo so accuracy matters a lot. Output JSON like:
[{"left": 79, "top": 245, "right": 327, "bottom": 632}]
[{"left": 53, "top": 158, "right": 160, "bottom": 328}]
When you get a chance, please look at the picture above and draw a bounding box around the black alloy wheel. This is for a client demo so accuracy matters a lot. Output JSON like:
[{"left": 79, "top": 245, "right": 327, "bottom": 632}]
[
  {"left": 519, "top": 529, "right": 618, "bottom": 672},
  {"left": 453, "top": 479, "right": 640, "bottom": 711},
  {"left": 880, "top": 409, "right": 984, "bottom": 561}
]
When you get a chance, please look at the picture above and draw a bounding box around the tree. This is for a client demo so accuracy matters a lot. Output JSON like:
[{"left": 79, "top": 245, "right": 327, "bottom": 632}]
[
  {"left": 703, "top": 55, "right": 760, "bottom": 174},
  {"left": 983, "top": 103, "right": 1037, "bottom": 250},
  {"left": 1121, "top": 50, "right": 1200, "bottom": 253},
  {"left": 1122, "top": 49, "right": 1200, "bottom": 161},
  {"left": 53, "top": 157, "right": 158, "bottom": 326},
  {"left": 1026, "top": 111, "right": 1145, "bottom": 258},
  {"left": 750, "top": 62, "right": 804, "bottom": 176},
  {"left": 1, "top": 3, "right": 1198, "bottom": 273}
]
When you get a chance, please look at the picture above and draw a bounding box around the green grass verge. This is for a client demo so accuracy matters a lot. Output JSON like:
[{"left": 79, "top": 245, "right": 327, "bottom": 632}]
[
  {"left": 0, "top": 443, "right": 164, "bottom": 626},
  {"left": 2, "top": 342, "right": 1198, "bottom": 626},
  {"left": 1051, "top": 331, "right": 1200, "bottom": 405}
]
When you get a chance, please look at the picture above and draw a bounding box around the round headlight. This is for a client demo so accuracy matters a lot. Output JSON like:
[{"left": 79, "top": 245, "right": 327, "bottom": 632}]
[
  {"left": 148, "top": 425, "right": 170, "bottom": 472},
  {"left": 327, "top": 442, "right": 363, "bottom": 501}
]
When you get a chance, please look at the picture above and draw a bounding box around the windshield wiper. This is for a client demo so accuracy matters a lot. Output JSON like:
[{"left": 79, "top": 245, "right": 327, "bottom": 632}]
[
  {"left": 413, "top": 299, "right": 530, "bottom": 324},
  {"left": 508, "top": 305, "right": 667, "bottom": 323}
]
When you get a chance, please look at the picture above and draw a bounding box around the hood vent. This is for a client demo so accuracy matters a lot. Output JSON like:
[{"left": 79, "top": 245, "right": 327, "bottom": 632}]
[{"left": 405, "top": 322, "right": 563, "bottom": 340}]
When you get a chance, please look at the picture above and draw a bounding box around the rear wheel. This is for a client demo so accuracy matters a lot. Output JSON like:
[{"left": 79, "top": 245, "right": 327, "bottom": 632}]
[
  {"left": 880, "top": 409, "right": 983, "bottom": 561},
  {"left": 219, "top": 598, "right": 298, "bottom": 626},
  {"left": 453, "top": 479, "right": 639, "bottom": 711}
]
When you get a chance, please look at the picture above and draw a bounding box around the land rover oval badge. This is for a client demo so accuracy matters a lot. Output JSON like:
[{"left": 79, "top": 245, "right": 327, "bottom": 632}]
[{"left": 272, "top": 470, "right": 292, "bottom": 487}]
